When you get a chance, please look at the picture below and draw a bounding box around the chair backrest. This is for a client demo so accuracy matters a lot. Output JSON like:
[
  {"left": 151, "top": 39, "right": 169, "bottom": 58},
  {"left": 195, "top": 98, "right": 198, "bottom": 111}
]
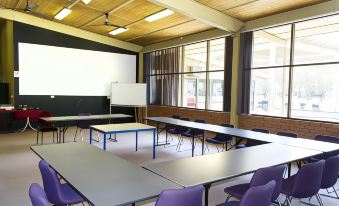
[
  {"left": 291, "top": 160, "right": 325, "bottom": 198},
  {"left": 314, "top": 135, "right": 339, "bottom": 159},
  {"left": 276, "top": 132, "right": 298, "bottom": 138},
  {"left": 38, "top": 160, "right": 63, "bottom": 205},
  {"left": 155, "top": 185, "right": 204, "bottom": 206},
  {"left": 240, "top": 180, "right": 276, "bottom": 206},
  {"left": 181, "top": 117, "right": 189, "bottom": 121},
  {"left": 215, "top": 124, "right": 234, "bottom": 140},
  {"left": 252, "top": 128, "right": 270, "bottom": 134},
  {"left": 314, "top": 135, "right": 339, "bottom": 144},
  {"left": 321, "top": 156, "right": 339, "bottom": 189},
  {"left": 29, "top": 183, "right": 51, "bottom": 206},
  {"left": 172, "top": 115, "right": 180, "bottom": 119},
  {"left": 77, "top": 113, "right": 92, "bottom": 128},
  {"left": 249, "top": 165, "right": 285, "bottom": 201},
  {"left": 38, "top": 112, "right": 53, "bottom": 127},
  {"left": 193, "top": 119, "right": 205, "bottom": 135}
]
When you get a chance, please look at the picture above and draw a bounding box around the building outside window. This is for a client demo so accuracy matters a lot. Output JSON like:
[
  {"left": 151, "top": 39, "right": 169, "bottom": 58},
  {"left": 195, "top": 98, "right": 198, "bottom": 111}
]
[{"left": 250, "top": 14, "right": 339, "bottom": 123}]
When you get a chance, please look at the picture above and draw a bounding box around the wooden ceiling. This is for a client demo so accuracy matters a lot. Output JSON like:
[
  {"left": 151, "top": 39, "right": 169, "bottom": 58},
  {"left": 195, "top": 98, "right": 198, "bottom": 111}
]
[{"left": 0, "top": 0, "right": 330, "bottom": 46}]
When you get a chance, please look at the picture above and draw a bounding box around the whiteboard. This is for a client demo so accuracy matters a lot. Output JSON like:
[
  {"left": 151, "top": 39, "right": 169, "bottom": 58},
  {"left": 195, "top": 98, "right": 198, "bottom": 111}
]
[
  {"left": 111, "top": 83, "right": 147, "bottom": 106},
  {"left": 18, "top": 42, "right": 136, "bottom": 96}
]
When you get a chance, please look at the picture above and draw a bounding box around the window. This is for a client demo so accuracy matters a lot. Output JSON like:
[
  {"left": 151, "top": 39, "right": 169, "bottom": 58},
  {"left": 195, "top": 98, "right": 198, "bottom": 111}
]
[
  {"left": 250, "top": 15, "right": 339, "bottom": 122},
  {"left": 147, "top": 38, "right": 226, "bottom": 111},
  {"left": 250, "top": 68, "right": 289, "bottom": 117}
]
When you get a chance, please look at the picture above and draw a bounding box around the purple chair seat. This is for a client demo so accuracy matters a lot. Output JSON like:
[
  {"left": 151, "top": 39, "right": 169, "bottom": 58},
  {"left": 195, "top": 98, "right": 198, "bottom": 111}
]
[
  {"left": 281, "top": 175, "right": 297, "bottom": 195},
  {"left": 206, "top": 137, "right": 231, "bottom": 145},
  {"left": 224, "top": 183, "right": 250, "bottom": 199},
  {"left": 60, "top": 183, "right": 84, "bottom": 203},
  {"left": 39, "top": 160, "right": 85, "bottom": 205},
  {"left": 224, "top": 165, "right": 285, "bottom": 204},
  {"left": 29, "top": 183, "right": 51, "bottom": 206},
  {"left": 281, "top": 160, "right": 325, "bottom": 206},
  {"left": 217, "top": 201, "right": 240, "bottom": 206},
  {"left": 218, "top": 181, "right": 276, "bottom": 206}
]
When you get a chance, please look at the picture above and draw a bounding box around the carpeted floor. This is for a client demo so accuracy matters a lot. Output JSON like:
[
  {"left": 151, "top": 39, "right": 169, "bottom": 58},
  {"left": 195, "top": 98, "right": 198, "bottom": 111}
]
[{"left": 0, "top": 128, "right": 338, "bottom": 205}]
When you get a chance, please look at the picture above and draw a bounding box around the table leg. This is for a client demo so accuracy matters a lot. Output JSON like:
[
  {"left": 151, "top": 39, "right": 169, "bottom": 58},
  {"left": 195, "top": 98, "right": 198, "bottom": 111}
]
[
  {"left": 204, "top": 184, "right": 211, "bottom": 206},
  {"left": 27, "top": 117, "right": 37, "bottom": 131},
  {"left": 135, "top": 131, "right": 138, "bottom": 151},
  {"left": 103, "top": 133, "right": 107, "bottom": 150},
  {"left": 288, "top": 163, "right": 291, "bottom": 177},
  {"left": 202, "top": 132, "right": 205, "bottom": 155},
  {"left": 90, "top": 128, "right": 93, "bottom": 144},
  {"left": 165, "top": 126, "right": 168, "bottom": 145},
  {"left": 62, "top": 126, "right": 66, "bottom": 143},
  {"left": 19, "top": 117, "right": 29, "bottom": 132},
  {"left": 192, "top": 131, "right": 195, "bottom": 157},
  {"left": 156, "top": 122, "right": 160, "bottom": 145},
  {"left": 153, "top": 129, "right": 156, "bottom": 159}
]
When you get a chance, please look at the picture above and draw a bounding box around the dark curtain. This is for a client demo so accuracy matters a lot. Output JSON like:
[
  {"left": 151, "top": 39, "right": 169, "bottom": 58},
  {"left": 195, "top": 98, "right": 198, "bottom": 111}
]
[
  {"left": 237, "top": 31, "right": 253, "bottom": 114},
  {"left": 223, "top": 36, "right": 233, "bottom": 112},
  {"left": 145, "top": 47, "right": 181, "bottom": 106}
]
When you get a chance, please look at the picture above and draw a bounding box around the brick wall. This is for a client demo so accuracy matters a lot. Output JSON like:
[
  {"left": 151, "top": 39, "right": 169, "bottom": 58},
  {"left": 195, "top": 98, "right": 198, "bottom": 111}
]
[
  {"left": 147, "top": 105, "right": 230, "bottom": 125},
  {"left": 238, "top": 114, "right": 339, "bottom": 139}
]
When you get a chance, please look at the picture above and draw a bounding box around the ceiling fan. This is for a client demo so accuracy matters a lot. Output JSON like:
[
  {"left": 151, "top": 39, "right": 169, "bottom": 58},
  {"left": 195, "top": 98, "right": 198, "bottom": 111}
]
[{"left": 90, "top": 13, "right": 126, "bottom": 29}]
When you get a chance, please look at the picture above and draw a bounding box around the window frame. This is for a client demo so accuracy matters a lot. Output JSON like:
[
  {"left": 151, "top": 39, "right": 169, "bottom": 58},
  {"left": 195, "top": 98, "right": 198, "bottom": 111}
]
[
  {"left": 250, "top": 15, "right": 339, "bottom": 123},
  {"left": 146, "top": 37, "right": 226, "bottom": 112}
]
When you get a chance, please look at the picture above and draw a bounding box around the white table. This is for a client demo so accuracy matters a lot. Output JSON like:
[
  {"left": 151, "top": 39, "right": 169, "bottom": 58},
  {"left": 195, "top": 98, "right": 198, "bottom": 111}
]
[{"left": 90, "top": 123, "right": 157, "bottom": 159}]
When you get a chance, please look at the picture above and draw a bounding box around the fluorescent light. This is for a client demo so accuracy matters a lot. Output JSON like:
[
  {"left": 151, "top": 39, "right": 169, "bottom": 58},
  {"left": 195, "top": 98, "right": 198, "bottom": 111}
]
[
  {"left": 109, "top": 28, "right": 128, "bottom": 35},
  {"left": 82, "top": 0, "right": 92, "bottom": 4},
  {"left": 145, "top": 9, "right": 174, "bottom": 22},
  {"left": 55, "top": 8, "right": 72, "bottom": 20}
]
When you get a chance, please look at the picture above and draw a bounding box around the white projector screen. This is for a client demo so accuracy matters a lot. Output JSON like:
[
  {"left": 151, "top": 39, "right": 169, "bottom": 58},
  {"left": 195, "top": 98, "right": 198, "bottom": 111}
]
[
  {"left": 111, "top": 83, "right": 147, "bottom": 106},
  {"left": 18, "top": 42, "right": 136, "bottom": 96}
]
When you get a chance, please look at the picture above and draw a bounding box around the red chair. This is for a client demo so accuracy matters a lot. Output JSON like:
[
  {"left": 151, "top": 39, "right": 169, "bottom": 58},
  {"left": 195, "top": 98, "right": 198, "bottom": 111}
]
[{"left": 36, "top": 112, "right": 58, "bottom": 145}]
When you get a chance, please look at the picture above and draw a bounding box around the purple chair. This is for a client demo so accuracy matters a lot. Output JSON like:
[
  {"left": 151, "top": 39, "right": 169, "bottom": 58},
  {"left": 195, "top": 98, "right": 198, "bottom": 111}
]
[
  {"left": 155, "top": 185, "right": 204, "bottom": 206},
  {"left": 237, "top": 128, "right": 269, "bottom": 149},
  {"left": 217, "top": 181, "right": 276, "bottom": 206},
  {"left": 206, "top": 124, "right": 234, "bottom": 152},
  {"left": 36, "top": 112, "right": 59, "bottom": 145},
  {"left": 310, "top": 135, "right": 339, "bottom": 162},
  {"left": 281, "top": 160, "right": 325, "bottom": 206},
  {"left": 276, "top": 132, "right": 298, "bottom": 138},
  {"left": 29, "top": 183, "right": 51, "bottom": 206},
  {"left": 74, "top": 113, "right": 92, "bottom": 142},
  {"left": 224, "top": 165, "right": 285, "bottom": 205},
  {"left": 178, "top": 119, "right": 206, "bottom": 151},
  {"left": 38, "top": 160, "right": 85, "bottom": 205},
  {"left": 318, "top": 156, "right": 339, "bottom": 200}
]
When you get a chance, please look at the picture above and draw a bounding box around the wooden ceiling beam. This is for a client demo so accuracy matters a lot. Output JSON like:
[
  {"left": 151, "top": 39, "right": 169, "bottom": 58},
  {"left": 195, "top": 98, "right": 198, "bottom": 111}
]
[
  {"left": 147, "top": 0, "right": 244, "bottom": 32},
  {"left": 79, "top": 0, "right": 135, "bottom": 28},
  {"left": 14, "top": 0, "right": 25, "bottom": 9}
]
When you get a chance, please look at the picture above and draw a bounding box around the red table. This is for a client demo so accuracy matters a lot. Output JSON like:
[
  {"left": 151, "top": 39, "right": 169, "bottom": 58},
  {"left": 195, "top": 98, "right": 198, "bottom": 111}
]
[{"left": 13, "top": 109, "right": 43, "bottom": 132}]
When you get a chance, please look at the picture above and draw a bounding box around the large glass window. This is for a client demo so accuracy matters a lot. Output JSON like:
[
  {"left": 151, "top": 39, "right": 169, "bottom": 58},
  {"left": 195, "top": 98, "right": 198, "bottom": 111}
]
[
  {"left": 250, "top": 68, "right": 289, "bottom": 117},
  {"left": 250, "top": 14, "right": 339, "bottom": 123},
  {"left": 147, "top": 38, "right": 226, "bottom": 111}
]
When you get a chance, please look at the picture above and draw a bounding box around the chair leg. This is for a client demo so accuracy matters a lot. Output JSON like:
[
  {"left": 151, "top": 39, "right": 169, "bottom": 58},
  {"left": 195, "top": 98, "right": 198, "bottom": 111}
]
[
  {"left": 316, "top": 194, "right": 324, "bottom": 206},
  {"left": 333, "top": 186, "right": 339, "bottom": 198},
  {"left": 215, "top": 145, "right": 219, "bottom": 152},
  {"left": 80, "top": 129, "right": 84, "bottom": 141},
  {"left": 36, "top": 131, "right": 39, "bottom": 145},
  {"left": 74, "top": 127, "right": 78, "bottom": 142},
  {"left": 52, "top": 131, "right": 55, "bottom": 143},
  {"left": 225, "top": 194, "right": 232, "bottom": 202}
]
